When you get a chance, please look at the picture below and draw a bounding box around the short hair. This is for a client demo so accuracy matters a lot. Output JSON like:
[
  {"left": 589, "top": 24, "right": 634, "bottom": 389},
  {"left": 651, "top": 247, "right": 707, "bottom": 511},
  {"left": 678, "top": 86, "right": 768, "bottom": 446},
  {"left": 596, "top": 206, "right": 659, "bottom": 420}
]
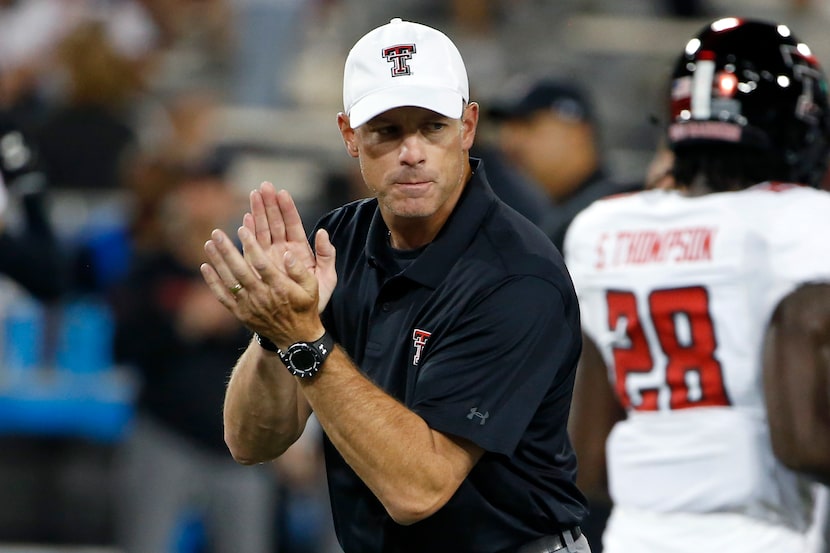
[{"left": 672, "top": 143, "right": 789, "bottom": 192}]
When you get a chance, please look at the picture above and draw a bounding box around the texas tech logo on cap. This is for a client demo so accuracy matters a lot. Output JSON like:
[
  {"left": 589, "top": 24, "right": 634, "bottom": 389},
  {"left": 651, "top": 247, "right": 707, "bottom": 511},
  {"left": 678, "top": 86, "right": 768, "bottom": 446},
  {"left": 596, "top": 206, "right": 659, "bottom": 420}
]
[
  {"left": 412, "top": 328, "right": 431, "bottom": 365},
  {"left": 383, "top": 44, "right": 416, "bottom": 77}
]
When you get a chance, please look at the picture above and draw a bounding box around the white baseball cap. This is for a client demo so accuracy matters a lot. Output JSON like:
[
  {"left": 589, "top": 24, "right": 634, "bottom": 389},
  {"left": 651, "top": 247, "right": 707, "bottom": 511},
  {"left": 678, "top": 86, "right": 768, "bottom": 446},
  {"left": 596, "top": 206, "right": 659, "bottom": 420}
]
[{"left": 343, "top": 18, "right": 469, "bottom": 128}]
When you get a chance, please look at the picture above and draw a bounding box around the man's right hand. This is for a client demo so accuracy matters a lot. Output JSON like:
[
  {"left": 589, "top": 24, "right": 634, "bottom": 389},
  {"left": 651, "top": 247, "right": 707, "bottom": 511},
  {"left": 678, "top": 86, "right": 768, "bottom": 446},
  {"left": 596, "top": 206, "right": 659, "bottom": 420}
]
[{"left": 243, "top": 182, "right": 337, "bottom": 313}]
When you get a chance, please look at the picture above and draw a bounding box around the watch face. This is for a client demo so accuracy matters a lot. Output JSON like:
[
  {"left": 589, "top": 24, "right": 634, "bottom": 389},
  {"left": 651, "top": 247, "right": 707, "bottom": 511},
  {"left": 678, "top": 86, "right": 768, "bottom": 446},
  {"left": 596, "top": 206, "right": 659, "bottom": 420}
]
[
  {"left": 280, "top": 333, "right": 333, "bottom": 379},
  {"left": 284, "top": 343, "right": 321, "bottom": 377}
]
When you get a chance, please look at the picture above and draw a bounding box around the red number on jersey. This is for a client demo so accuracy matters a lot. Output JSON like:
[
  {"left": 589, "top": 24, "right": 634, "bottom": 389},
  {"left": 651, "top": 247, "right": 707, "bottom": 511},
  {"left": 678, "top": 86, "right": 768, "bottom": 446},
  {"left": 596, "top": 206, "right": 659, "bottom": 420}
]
[
  {"left": 607, "top": 287, "right": 730, "bottom": 411},
  {"left": 607, "top": 290, "right": 658, "bottom": 410}
]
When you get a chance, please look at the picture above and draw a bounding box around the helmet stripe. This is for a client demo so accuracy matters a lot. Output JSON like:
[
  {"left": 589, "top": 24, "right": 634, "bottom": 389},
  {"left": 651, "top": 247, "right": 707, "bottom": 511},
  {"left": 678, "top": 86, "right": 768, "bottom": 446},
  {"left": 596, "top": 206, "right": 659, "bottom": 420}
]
[{"left": 692, "top": 57, "right": 715, "bottom": 119}]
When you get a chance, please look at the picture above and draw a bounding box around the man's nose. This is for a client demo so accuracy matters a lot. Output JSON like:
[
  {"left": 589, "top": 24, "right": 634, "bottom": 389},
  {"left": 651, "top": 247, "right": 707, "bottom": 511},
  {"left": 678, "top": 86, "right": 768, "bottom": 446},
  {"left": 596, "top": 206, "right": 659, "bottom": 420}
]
[{"left": 398, "top": 134, "right": 426, "bottom": 165}]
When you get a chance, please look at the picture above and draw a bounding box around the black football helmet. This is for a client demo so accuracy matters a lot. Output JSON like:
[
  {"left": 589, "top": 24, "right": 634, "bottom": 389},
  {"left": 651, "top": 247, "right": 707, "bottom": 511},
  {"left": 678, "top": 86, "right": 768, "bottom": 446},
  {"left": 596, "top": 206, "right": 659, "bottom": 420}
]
[{"left": 667, "top": 18, "right": 830, "bottom": 187}]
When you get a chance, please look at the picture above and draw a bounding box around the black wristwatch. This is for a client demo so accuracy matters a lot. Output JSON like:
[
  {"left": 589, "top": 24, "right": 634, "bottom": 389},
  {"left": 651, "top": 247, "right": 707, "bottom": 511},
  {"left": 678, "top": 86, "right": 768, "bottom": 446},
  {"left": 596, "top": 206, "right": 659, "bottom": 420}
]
[{"left": 255, "top": 331, "right": 334, "bottom": 379}]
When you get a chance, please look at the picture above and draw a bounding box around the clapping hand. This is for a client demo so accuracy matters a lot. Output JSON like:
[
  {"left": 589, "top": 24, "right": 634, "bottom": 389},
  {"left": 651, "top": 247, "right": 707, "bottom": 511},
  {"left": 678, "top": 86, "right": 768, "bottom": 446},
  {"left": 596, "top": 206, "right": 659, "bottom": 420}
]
[
  {"left": 200, "top": 183, "right": 337, "bottom": 347},
  {"left": 244, "top": 182, "right": 337, "bottom": 313}
]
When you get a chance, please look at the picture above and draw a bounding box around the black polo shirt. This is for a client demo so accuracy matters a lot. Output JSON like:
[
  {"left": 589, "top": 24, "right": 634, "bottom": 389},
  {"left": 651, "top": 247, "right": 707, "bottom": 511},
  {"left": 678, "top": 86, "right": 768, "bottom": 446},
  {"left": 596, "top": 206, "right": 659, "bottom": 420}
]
[{"left": 314, "top": 159, "right": 587, "bottom": 553}]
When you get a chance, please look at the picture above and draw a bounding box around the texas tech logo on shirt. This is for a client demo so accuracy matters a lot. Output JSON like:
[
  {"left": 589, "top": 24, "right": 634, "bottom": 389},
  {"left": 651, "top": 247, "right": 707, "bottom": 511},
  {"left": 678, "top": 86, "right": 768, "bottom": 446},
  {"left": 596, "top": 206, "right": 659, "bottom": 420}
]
[
  {"left": 412, "top": 328, "right": 431, "bottom": 366},
  {"left": 383, "top": 44, "right": 416, "bottom": 77}
]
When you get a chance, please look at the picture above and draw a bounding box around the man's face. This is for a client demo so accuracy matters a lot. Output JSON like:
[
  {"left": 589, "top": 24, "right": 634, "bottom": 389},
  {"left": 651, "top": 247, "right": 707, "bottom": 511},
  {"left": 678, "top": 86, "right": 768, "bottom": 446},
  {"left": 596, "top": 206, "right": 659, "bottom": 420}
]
[
  {"left": 496, "top": 109, "right": 595, "bottom": 200},
  {"left": 342, "top": 104, "right": 478, "bottom": 226},
  {"left": 498, "top": 112, "right": 572, "bottom": 179}
]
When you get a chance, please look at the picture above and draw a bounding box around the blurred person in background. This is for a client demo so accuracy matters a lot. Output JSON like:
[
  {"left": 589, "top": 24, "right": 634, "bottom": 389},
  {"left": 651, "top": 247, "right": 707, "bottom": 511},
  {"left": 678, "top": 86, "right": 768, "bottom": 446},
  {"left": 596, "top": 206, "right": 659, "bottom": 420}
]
[
  {"left": 565, "top": 18, "right": 830, "bottom": 553},
  {"left": 229, "top": 0, "right": 309, "bottom": 108},
  {"left": 0, "top": 88, "right": 116, "bottom": 546},
  {"left": 109, "top": 148, "right": 279, "bottom": 553},
  {"left": 0, "top": 0, "right": 174, "bottom": 299},
  {"left": 486, "top": 76, "right": 639, "bottom": 253},
  {"left": 469, "top": 122, "right": 550, "bottom": 226},
  {"left": 35, "top": 18, "right": 142, "bottom": 193},
  {"left": 0, "top": 0, "right": 81, "bottom": 127},
  {"left": 0, "top": 110, "right": 65, "bottom": 301},
  {"left": 0, "top": 0, "right": 165, "bottom": 145}
]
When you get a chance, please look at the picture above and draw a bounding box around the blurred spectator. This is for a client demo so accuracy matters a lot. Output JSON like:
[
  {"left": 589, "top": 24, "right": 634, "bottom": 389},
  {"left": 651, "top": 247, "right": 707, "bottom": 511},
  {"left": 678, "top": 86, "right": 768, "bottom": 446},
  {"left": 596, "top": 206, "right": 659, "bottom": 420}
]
[
  {"left": 68, "top": 87, "right": 225, "bottom": 298},
  {"left": 487, "top": 75, "right": 640, "bottom": 252},
  {"left": 35, "top": 19, "right": 142, "bottom": 192},
  {"left": 142, "top": 88, "right": 223, "bottom": 166},
  {"left": 120, "top": 88, "right": 224, "bottom": 272},
  {"left": 109, "top": 148, "right": 278, "bottom": 553},
  {"left": 229, "top": 0, "right": 309, "bottom": 108},
  {"left": 0, "top": 101, "right": 118, "bottom": 546},
  {"left": 0, "top": 0, "right": 81, "bottom": 123},
  {"left": 472, "top": 74, "right": 551, "bottom": 225},
  {"left": 470, "top": 138, "right": 550, "bottom": 225},
  {"left": 0, "top": 109, "right": 66, "bottom": 301},
  {"left": 0, "top": 0, "right": 163, "bottom": 134}
]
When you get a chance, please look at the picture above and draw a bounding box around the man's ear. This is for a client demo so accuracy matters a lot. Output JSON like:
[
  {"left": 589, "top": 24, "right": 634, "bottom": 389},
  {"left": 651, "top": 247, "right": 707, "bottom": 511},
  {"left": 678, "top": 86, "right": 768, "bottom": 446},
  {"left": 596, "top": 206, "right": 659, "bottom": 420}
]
[
  {"left": 337, "top": 112, "right": 360, "bottom": 158},
  {"left": 344, "top": 140, "right": 359, "bottom": 158},
  {"left": 461, "top": 102, "right": 480, "bottom": 151}
]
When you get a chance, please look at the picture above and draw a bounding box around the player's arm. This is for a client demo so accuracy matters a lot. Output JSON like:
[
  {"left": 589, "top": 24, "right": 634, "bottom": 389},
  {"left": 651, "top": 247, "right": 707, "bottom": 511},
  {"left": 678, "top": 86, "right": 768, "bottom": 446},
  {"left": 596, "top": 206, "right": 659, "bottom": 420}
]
[
  {"left": 222, "top": 338, "right": 313, "bottom": 464},
  {"left": 568, "top": 333, "right": 626, "bottom": 502},
  {"left": 764, "top": 282, "right": 830, "bottom": 485}
]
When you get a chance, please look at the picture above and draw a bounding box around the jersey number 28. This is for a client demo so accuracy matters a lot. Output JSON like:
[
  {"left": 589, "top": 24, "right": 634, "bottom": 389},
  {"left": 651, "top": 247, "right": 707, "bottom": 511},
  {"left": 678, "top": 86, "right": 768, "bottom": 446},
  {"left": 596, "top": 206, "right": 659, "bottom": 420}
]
[{"left": 606, "top": 286, "right": 731, "bottom": 411}]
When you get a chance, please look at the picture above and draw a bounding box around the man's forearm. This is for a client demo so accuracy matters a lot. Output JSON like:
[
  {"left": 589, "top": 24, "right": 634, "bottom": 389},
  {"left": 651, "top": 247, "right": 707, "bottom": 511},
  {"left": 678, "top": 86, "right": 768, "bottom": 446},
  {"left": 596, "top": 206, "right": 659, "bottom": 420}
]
[
  {"left": 223, "top": 338, "right": 311, "bottom": 464},
  {"left": 298, "top": 346, "right": 480, "bottom": 525}
]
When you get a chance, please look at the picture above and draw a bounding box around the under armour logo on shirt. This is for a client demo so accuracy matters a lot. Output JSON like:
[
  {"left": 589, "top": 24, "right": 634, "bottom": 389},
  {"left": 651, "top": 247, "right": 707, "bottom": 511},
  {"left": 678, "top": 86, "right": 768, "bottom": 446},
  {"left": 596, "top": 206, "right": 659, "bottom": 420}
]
[{"left": 467, "top": 408, "right": 489, "bottom": 425}]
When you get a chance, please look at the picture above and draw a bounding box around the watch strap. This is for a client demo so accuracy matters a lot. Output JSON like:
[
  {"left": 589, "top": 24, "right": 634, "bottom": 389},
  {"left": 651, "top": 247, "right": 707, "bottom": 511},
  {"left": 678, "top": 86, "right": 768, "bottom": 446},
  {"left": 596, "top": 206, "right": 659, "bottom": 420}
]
[
  {"left": 254, "top": 332, "right": 281, "bottom": 353},
  {"left": 255, "top": 331, "right": 335, "bottom": 365},
  {"left": 308, "top": 331, "right": 335, "bottom": 361}
]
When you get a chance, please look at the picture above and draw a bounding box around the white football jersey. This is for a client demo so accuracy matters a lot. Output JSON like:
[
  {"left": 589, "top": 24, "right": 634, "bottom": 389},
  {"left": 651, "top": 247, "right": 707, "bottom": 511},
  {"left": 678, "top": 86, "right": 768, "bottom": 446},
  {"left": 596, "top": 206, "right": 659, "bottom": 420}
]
[{"left": 564, "top": 184, "right": 830, "bottom": 532}]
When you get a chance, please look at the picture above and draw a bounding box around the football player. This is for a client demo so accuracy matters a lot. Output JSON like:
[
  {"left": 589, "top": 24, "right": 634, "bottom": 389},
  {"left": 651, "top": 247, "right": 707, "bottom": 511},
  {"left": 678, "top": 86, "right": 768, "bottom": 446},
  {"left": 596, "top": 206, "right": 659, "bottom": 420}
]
[{"left": 565, "top": 17, "right": 830, "bottom": 553}]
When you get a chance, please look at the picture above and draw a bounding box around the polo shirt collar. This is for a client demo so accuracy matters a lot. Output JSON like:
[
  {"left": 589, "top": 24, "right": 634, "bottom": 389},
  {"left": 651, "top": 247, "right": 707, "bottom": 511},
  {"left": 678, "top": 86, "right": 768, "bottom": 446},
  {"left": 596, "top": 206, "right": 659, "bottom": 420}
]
[{"left": 365, "top": 158, "right": 496, "bottom": 288}]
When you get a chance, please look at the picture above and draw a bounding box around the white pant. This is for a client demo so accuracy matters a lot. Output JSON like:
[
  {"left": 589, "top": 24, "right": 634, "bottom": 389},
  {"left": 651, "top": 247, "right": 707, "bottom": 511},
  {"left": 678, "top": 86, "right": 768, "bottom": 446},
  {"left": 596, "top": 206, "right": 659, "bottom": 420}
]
[
  {"left": 603, "top": 506, "right": 808, "bottom": 553},
  {"left": 568, "top": 533, "right": 592, "bottom": 553}
]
